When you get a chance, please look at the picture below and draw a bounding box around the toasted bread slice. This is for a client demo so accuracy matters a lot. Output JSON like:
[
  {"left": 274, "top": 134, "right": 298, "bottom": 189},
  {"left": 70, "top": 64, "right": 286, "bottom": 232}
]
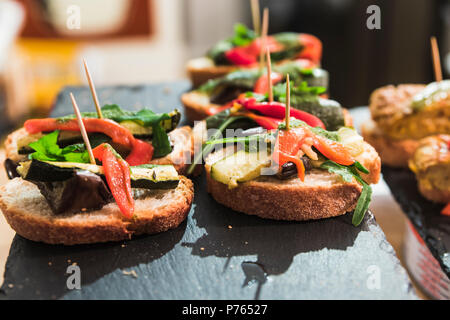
[
  {"left": 204, "top": 141, "right": 380, "bottom": 221},
  {"left": 186, "top": 57, "right": 238, "bottom": 88},
  {"left": 0, "top": 176, "right": 193, "bottom": 245},
  {"left": 4, "top": 126, "right": 194, "bottom": 175},
  {"left": 361, "top": 120, "right": 419, "bottom": 168}
]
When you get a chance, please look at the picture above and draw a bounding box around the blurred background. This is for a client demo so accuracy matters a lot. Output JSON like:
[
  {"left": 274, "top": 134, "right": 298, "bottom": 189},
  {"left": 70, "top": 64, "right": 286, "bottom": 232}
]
[{"left": 0, "top": 0, "right": 448, "bottom": 135}]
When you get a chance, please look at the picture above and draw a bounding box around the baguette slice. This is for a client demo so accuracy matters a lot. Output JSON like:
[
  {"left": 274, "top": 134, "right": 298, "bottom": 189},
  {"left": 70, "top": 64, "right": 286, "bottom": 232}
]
[
  {"left": 186, "top": 57, "right": 238, "bottom": 88},
  {"left": 0, "top": 176, "right": 193, "bottom": 245},
  {"left": 5, "top": 126, "right": 194, "bottom": 175},
  {"left": 204, "top": 142, "right": 380, "bottom": 221}
]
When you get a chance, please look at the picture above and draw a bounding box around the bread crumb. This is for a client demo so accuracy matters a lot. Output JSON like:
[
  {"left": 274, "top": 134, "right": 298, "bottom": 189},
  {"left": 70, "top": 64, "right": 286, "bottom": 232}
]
[{"left": 122, "top": 269, "right": 138, "bottom": 278}]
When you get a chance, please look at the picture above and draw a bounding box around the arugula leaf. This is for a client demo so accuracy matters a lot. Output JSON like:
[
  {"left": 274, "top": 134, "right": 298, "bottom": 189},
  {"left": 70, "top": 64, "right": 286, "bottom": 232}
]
[
  {"left": 28, "top": 131, "right": 90, "bottom": 163},
  {"left": 320, "top": 161, "right": 355, "bottom": 183},
  {"left": 352, "top": 182, "right": 372, "bottom": 226},
  {"left": 320, "top": 160, "right": 372, "bottom": 226}
]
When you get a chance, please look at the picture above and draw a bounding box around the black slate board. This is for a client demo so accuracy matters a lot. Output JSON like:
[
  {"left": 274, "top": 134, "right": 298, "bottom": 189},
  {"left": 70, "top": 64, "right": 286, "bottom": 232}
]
[
  {"left": 0, "top": 83, "right": 417, "bottom": 299},
  {"left": 382, "top": 166, "right": 450, "bottom": 278}
]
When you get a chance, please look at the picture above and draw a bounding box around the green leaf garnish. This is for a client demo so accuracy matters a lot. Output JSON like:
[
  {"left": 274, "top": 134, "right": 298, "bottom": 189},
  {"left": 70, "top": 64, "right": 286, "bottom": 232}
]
[
  {"left": 28, "top": 131, "right": 90, "bottom": 163},
  {"left": 320, "top": 160, "right": 372, "bottom": 226}
]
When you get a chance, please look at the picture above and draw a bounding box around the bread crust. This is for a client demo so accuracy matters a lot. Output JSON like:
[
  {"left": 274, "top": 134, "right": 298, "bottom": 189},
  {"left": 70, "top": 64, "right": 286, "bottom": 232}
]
[
  {"left": 186, "top": 57, "right": 237, "bottom": 88},
  {"left": 181, "top": 91, "right": 215, "bottom": 122},
  {"left": 361, "top": 119, "right": 419, "bottom": 168},
  {"left": 0, "top": 176, "right": 193, "bottom": 245},
  {"left": 205, "top": 167, "right": 362, "bottom": 221},
  {"left": 4, "top": 126, "right": 194, "bottom": 175}
]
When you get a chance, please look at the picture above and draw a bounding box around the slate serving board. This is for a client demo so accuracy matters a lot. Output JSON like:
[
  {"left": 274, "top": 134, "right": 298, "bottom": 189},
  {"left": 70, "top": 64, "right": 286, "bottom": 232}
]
[
  {"left": 0, "top": 82, "right": 417, "bottom": 299},
  {"left": 382, "top": 167, "right": 450, "bottom": 279}
]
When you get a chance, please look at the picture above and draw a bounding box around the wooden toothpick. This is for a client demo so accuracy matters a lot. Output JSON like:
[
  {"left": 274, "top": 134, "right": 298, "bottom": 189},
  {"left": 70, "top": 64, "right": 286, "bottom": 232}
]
[
  {"left": 430, "top": 36, "right": 443, "bottom": 82},
  {"left": 69, "top": 92, "right": 96, "bottom": 165},
  {"left": 259, "top": 8, "right": 269, "bottom": 72},
  {"left": 285, "top": 74, "right": 290, "bottom": 130},
  {"left": 266, "top": 47, "right": 273, "bottom": 102},
  {"left": 250, "top": 0, "right": 261, "bottom": 36},
  {"left": 83, "top": 58, "right": 103, "bottom": 118}
]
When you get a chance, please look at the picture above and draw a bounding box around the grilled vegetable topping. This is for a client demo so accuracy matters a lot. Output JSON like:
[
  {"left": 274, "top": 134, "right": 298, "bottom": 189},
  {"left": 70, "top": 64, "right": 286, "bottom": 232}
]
[
  {"left": 93, "top": 143, "right": 134, "bottom": 218},
  {"left": 210, "top": 150, "right": 271, "bottom": 188},
  {"left": 24, "top": 118, "right": 155, "bottom": 165}
]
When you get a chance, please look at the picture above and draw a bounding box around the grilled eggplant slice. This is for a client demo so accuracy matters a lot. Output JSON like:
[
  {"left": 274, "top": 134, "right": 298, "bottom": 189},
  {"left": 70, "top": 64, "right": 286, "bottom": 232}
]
[{"left": 17, "top": 160, "right": 180, "bottom": 190}]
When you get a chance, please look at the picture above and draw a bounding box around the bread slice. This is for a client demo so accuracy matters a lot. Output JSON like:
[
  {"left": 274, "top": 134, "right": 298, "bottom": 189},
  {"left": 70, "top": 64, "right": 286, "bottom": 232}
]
[
  {"left": 361, "top": 119, "right": 419, "bottom": 168},
  {"left": 4, "top": 126, "right": 195, "bottom": 175},
  {"left": 0, "top": 176, "right": 194, "bottom": 245},
  {"left": 181, "top": 91, "right": 219, "bottom": 121},
  {"left": 186, "top": 57, "right": 237, "bottom": 88},
  {"left": 204, "top": 142, "right": 380, "bottom": 221}
]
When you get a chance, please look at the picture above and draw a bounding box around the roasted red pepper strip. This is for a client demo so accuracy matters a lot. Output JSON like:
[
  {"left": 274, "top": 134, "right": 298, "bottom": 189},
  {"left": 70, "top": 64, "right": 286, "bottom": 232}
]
[
  {"left": 239, "top": 112, "right": 281, "bottom": 130},
  {"left": 273, "top": 127, "right": 311, "bottom": 180},
  {"left": 24, "top": 118, "right": 154, "bottom": 166},
  {"left": 93, "top": 143, "right": 134, "bottom": 219},
  {"left": 25, "top": 118, "right": 135, "bottom": 148},
  {"left": 225, "top": 47, "right": 256, "bottom": 66},
  {"left": 442, "top": 203, "right": 450, "bottom": 216},
  {"left": 225, "top": 36, "right": 283, "bottom": 66},
  {"left": 126, "top": 139, "right": 154, "bottom": 166},
  {"left": 298, "top": 34, "right": 322, "bottom": 64},
  {"left": 313, "top": 134, "right": 355, "bottom": 166},
  {"left": 238, "top": 97, "right": 326, "bottom": 129},
  {"left": 253, "top": 72, "right": 283, "bottom": 94},
  {"left": 205, "top": 104, "right": 234, "bottom": 116},
  {"left": 272, "top": 127, "right": 355, "bottom": 180}
]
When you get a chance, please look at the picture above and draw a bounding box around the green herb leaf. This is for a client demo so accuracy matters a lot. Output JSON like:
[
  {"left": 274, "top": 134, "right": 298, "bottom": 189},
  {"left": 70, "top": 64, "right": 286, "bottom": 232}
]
[
  {"left": 57, "top": 104, "right": 173, "bottom": 128},
  {"left": 151, "top": 124, "right": 172, "bottom": 158},
  {"left": 320, "top": 160, "right": 372, "bottom": 227},
  {"left": 231, "top": 23, "right": 256, "bottom": 46},
  {"left": 206, "top": 23, "right": 256, "bottom": 64},
  {"left": 352, "top": 182, "right": 372, "bottom": 226},
  {"left": 320, "top": 161, "right": 355, "bottom": 183},
  {"left": 28, "top": 131, "right": 90, "bottom": 163}
]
